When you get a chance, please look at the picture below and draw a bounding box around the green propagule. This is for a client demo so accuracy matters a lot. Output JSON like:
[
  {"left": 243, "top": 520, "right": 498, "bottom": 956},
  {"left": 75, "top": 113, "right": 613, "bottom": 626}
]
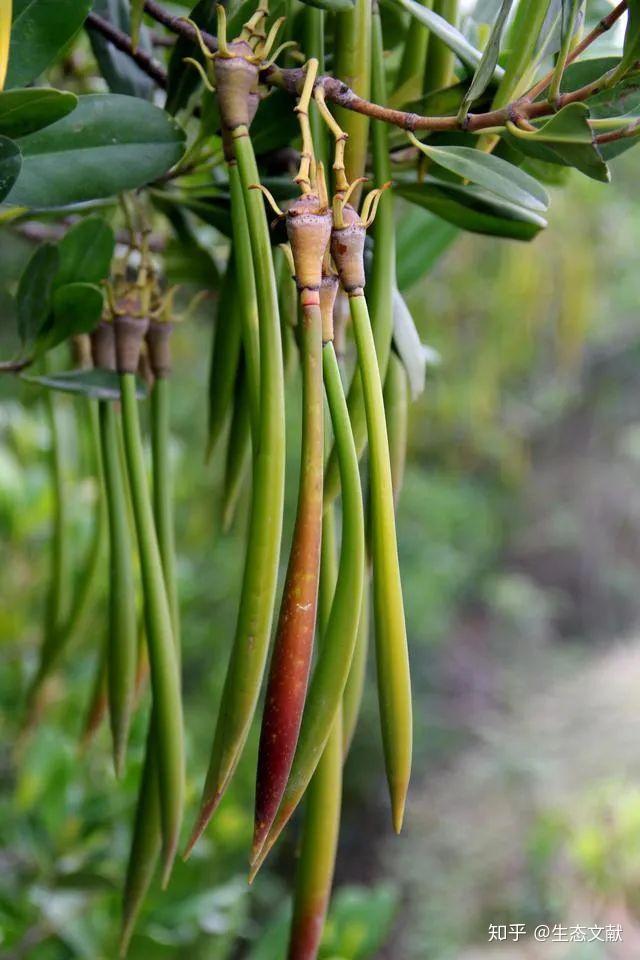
[{"left": 3, "top": 0, "right": 640, "bottom": 954}]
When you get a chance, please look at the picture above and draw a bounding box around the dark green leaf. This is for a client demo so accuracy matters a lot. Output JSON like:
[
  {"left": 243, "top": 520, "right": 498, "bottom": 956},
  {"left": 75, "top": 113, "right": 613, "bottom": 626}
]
[
  {"left": 251, "top": 90, "right": 300, "bottom": 156},
  {"left": 559, "top": 55, "right": 619, "bottom": 93},
  {"left": 166, "top": 0, "right": 217, "bottom": 115},
  {"left": 7, "top": 0, "right": 93, "bottom": 88},
  {"left": 56, "top": 217, "right": 115, "bottom": 288},
  {"left": 587, "top": 71, "right": 640, "bottom": 120},
  {"left": 5, "top": 94, "right": 185, "bottom": 209},
  {"left": 299, "top": 0, "right": 354, "bottom": 11},
  {"left": 395, "top": 203, "right": 458, "bottom": 291},
  {"left": 459, "top": 0, "right": 513, "bottom": 118},
  {"left": 16, "top": 243, "right": 59, "bottom": 350},
  {"left": 87, "top": 0, "right": 155, "bottom": 99},
  {"left": 0, "top": 89, "right": 78, "bottom": 139},
  {"left": 504, "top": 102, "right": 610, "bottom": 183},
  {"left": 23, "top": 368, "right": 147, "bottom": 400},
  {"left": 0, "top": 136, "right": 21, "bottom": 203},
  {"left": 413, "top": 140, "right": 549, "bottom": 211},
  {"left": 396, "top": 178, "right": 547, "bottom": 240},
  {"left": 43, "top": 283, "right": 104, "bottom": 351}
]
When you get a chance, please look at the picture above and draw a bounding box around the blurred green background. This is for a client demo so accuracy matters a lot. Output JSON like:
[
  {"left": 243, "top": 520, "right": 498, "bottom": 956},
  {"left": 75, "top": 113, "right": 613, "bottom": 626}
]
[{"left": 2, "top": 150, "right": 640, "bottom": 959}]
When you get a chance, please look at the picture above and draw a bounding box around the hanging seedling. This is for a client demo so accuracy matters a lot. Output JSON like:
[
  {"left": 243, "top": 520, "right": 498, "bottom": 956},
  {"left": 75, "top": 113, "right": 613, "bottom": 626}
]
[{"left": 3, "top": 0, "right": 640, "bottom": 956}]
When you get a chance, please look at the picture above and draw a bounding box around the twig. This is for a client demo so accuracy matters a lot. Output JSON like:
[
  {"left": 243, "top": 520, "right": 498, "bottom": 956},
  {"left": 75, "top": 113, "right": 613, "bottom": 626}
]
[
  {"left": 15, "top": 219, "right": 166, "bottom": 252},
  {"left": 0, "top": 358, "right": 33, "bottom": 374},
  {"left": 525, "top": 1, "right": 627, "bottom": 103},
  {"left": 85, "top": 11, "right": 168, "bottom": 88},
  {"left": 88, "top": 0, "right": 632, "bottom": 137},
  {"left": 595, "top": 118, "right": 640, "bottom": 144}
]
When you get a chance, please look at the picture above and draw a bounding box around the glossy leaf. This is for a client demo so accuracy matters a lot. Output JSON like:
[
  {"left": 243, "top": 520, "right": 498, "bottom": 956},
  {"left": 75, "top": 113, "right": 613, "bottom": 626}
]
[
  {"left": 412, "top": 139, "right": 549, "bottom": 211},
  {"left": 396, "top": 179, "right": 547, "bottom": 240},
  {"left": 87, "top": 0, "right": 155, "bottom": 99},
  {"left": 5, "top": 94, "right": 185, "bottom": 208},
  {"left": 23, "top": 368, "right": 147, "bottom": 401},
  {"left": 0, "top": 89, "right": 77, "bottom": 139},
  {"left": 45, "top": 282, "right": 104, "bottom": 350},
  {"left": 505, "top": 102, "right": 610, "bottom": 183},
  {"left": 560, "top": 55, "right": 620, "bottom": 93},
  {"left": 7, "top": 0, "right": 93, "bottom": 88},
  {"left": 251, "top": 90, "right": 300, "bottom": 157},
  {"left": 392, "top": 0, "right": 505, "bottom": 78},
  {"left": 587, "top": 71, "right": 640, "bottom": 120},
  {"left": 0, "top": 134, "right": 20, "bottom": 202},
  {"left": 299, "top": 0, "right": 354, "bottom": 11},
  {"left": 56, "top": 216, "right": 115, "bottom": 288},
  {"left": 459, "top": 0, "right": 513, "bottom": 119},
  {"left": 16, "top": 242, "right": 59, "bottom": 350}
]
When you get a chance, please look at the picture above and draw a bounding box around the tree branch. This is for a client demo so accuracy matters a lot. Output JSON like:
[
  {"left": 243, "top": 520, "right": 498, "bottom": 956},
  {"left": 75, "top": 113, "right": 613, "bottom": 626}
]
[
  {"left": 85, "top": 11, "right": 168, "bottom": 88},
  {"left": 88, "top": 0, "right": 631, "bottom": 138},
  {"left": 525, "top": 1, "right": 627, "bottom": 102}
]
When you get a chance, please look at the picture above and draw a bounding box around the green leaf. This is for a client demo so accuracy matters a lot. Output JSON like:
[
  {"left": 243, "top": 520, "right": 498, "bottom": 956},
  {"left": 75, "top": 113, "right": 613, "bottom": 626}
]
[
  {"left": 0, "top": 136, "right": 21, "bottom": 202},
  {"left": 392, "top": 0, "right": 505, "bottom": 78},
  {"left": 505, "top": 102, "right": 610, "bottom": 183},
  {"left": 0, "top": 89, "right": 78, "bottom": 139},
  {"left": 5, "top": 94, "right": 185, "bottom": 209},
  {"left": 459, "top": 0, "right": 514, "bottom": 119},
  {"left": 251, "top": 90, "right": 299, "bottom": 156},
  {"left": 23, "top": 368, "right": 147, "bottom": 401},
  {"left": 299, "top": 0, "right": 354, "bottom": 11},
  {"left": 130, "top": 0, "right": 144, "bottom": 49},
  {"left": 7, "top": 0, "right": 93, "bottom": 88},
  {"left": 166, "top": 0, "right": 217, "bottom": 115},
  {"left": 559, "top": 55, "right": 620, "bottom": 94},
  {"left": 43, "top": 283, "right": 104, "bottom": 351},
  {"left": 587, "top": 70, "right": 640, "bottom": 120},
  {"left": 56, "top": 217, "right": 115, "bottom": 288},
  {"left": 87, "top": 0, "right": 155, "bottom": 99},
  {"left": 395, "top": 203, "right": 458, "bottom": 291},
  {"left": 396, "top": 178, "right": 547, "bottom": 240},
  {"left": 412, "top": 140, "right": 549, "bottom": 211},
  {"left": 16, "top": 243, "right": 59, "bottom": 351}
]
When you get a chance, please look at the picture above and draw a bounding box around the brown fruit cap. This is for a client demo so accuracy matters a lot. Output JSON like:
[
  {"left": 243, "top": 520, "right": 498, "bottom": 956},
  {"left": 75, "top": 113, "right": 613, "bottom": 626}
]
[
  {"left": 286, "top": 194, "right": 332, "bottom": 292},
  {"left": 114, "top": 314, "right": 150, "bottom": 375},
  {"left": 90, "top": 320, "right": 117, "bottom": 372},
  {"left": 214, "top": 42, "right": 260, "bottom": 131},
  {"left": 146, "top": 320, "right": 174, "bottom": 379},
  {"left": 330, "top": 204, "right": 366, "bottom": 293}
]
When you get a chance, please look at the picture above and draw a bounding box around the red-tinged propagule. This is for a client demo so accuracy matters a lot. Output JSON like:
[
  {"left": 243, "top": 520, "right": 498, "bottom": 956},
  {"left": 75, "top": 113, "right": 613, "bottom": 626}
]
[{"left": 253, "top": 189, "right": 332, "bottom": 859}]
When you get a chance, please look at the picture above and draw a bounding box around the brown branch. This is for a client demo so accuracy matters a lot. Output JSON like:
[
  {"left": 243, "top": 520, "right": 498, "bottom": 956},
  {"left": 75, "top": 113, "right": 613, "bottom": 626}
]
[
  {"left": 15, "top": 220, "right": 167, "bottom": 252},
  {"left": 89, "top": 0, "right": 632, "bottom": 139},
  {"left": 85, "top": 11, "right": 168, "bottom": 88},
  {"left": 525, "top": 1, "right": 627, "bottom": 102},
  {"left": 595, "top": 119, "right": 640, "bottom": 145},
  {"left": 143, "top": 0, "right": 218, "bottom": 50}
]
